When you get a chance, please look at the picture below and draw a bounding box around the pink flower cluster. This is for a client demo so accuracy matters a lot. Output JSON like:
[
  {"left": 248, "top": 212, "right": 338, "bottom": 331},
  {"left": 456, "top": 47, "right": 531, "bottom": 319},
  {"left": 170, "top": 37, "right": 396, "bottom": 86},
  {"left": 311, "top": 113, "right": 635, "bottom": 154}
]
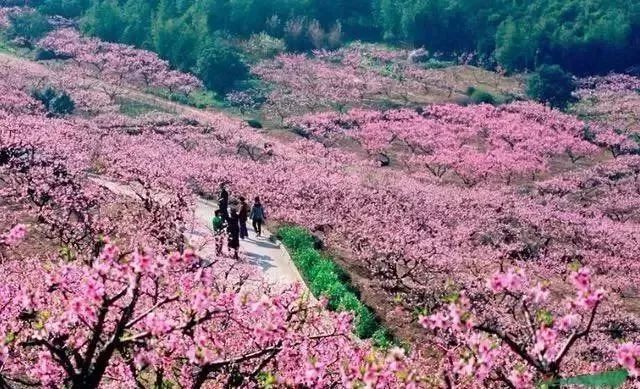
[
  {"left": 292, "top": 102, "right": 597, "bottom": 184},
  {"left": 617, "top": 342, "right": 640, "bottom": 377},
  {"left": 420, "top": 267, "right": 615, "bottom": 386},
  {"left": 574, "top": 73, "right": 640, "bottom": 137},
  {"left": 570, "top": 267, "right": 605, "bottom": 310},
  {"left": 38, "top": 28, "right": 202, "bottom": 95},
  {"left": 1, "top": 224, "right": 27, "bottom": 246}
]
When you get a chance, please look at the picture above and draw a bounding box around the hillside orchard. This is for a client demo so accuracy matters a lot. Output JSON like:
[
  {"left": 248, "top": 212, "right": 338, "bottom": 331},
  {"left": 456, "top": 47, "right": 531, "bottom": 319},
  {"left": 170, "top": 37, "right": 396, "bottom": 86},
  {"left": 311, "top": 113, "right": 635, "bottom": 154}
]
[
  {"left": 252, "top": 45, "right": 523, "bottom": 120},
  {"left": 0, "top": 19, "right": 639, "bottom": 388}
]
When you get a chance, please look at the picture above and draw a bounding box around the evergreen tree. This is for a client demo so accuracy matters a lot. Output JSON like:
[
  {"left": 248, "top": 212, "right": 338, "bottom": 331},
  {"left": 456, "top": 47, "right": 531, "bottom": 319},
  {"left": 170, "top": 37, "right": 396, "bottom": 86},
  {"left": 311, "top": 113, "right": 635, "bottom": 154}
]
[{"left": 526, "top": 64, "right": 576, "bottom": 109}]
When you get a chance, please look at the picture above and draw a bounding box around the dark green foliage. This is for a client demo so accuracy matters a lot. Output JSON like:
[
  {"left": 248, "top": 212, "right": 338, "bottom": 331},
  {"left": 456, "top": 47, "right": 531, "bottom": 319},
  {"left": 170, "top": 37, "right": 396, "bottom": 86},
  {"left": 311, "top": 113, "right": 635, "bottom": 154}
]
[
  {"left": 246, "top": 119, "right": 263, "bottom": 129},
  {"left": 375, "top": 0, "right": 640, "bottom": 75},
  {"left": 38, "top": 0, "right": 93, "bottom": 18},
  {"left": 36, "top": 0, "right": 640, "bottom": 75},
  {"left": 80, "top": 0, "right": 124, "bottom": 43},
  {"left": 194, "top": 40, "right": 249, "bottom": 93},
  {"left": 152, "top": 16, "right": 201, "bottom": 71},
  {"left": 32, "top": 87, "right": 75, "bottom": 116},
  {"left": 7, "top": 11, "right": 52, "bottom": 41},
  {"left": 467, "top": 87, "right": 497, "bottom": 105},
  {"left": 526, "top": 64, "right": 577, "bottom": 109},
  {"left": 49, "top": 93, "right": 75, "bottom": 115},
  {"left": 277, "top": 226, "right": 394, "bottom": 346},
  {"left": 35, "top": 48, "right": 72, "bottom": 60}
]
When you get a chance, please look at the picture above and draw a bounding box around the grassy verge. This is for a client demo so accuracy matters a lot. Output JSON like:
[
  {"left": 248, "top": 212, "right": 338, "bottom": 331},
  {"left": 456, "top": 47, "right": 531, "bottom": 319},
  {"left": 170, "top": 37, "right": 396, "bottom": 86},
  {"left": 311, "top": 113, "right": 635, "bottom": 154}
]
[
  {"left": 276, "top": 225, "right": 394, "bottom": 348},
  {"left": 147, "top": 88, "right": 223, "bottom": 109},
  {"left": 117, "top": 97, "right": 175, "bottom": 117}
]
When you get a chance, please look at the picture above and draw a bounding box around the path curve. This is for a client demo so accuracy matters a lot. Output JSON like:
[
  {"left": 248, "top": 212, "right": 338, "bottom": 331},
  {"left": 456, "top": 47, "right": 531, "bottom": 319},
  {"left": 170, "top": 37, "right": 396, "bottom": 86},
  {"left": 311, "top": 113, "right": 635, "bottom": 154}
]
[{"left": 90, "top": 176, "right": 305, "bottom": 288}]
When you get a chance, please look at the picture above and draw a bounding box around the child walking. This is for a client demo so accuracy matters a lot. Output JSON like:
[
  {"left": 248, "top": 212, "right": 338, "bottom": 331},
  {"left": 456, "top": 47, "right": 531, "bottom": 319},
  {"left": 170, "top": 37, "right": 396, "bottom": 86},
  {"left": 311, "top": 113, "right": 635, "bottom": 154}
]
[{"left": 212, "top": 209, "right": 226, "bottom": 255}]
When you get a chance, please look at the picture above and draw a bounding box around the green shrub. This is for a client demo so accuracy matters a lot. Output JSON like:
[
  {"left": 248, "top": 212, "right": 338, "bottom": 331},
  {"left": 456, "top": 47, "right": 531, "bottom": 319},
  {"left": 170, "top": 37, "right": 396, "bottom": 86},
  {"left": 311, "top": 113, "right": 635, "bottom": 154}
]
[
  {"left": 34, "top": 48, "right": 71, "bottom": 61},
  {"left": 323, "top": 281, "right": 350, "bottom": 310},
  {"left": 337, "top": 292, "right": 361, "bottom": 312},
  {"left": 32, "top": 87, "right": 75, "bottom": 116},
  {"left": 526, "top": 64, "right": 576, "bottom": 109},
  {"left": 371, "top": 328, "right": 394, "bottom": 350},
  {"left": 49, "top": 94, "right": 75, "bottom": 115},
  {"left": 308, "top": 259, "right": 339, "bottom": 293},
  {"left": 7, "top": 11, "right": 52, "bottom": 41},
  {"left": 293, "top": 247, "right": 321, "bottom": 275},
  {"left": 423, "top": 59, "right": 455, "bottom": 69},
  {"left": 194, "top": 39, "right": 249, "bottom": 94},
  {"left": 354, "top": 304, "right": 378, "bottom": 338},
  {"left": 278, "top": 226, "right": 315, "bottom": 251},
  {"left": 246, "top": 119, "right": 263, "bottom": 129},
  {"left": 277, "top": 225, "right": 394, "bottom": 347},
  {"left": 469, "top": 88, "right": 497, "bottom": 105}
]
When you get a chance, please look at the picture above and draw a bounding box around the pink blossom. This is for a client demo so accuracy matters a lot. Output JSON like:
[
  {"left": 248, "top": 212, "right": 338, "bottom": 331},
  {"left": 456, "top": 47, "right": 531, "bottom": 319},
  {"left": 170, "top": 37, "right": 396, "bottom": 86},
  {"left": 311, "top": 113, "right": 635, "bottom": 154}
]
[
  {"left": 144, "top": 313, "right": 173, "bottom": 336},
  {"left": 508, "top": 369, "right": 534, "bottom": 389},
  {"left": 555, "top": 314, "right": 580, "bottom": 332},
  {"left": 527, "top": 283, "right": 550, "bottom": 304},
  {"left": 616, "top": 343, "right": 640, "bottom": 377},
  {"left": 575, "top": 288, "right": 605, "bottom": 310},
  {"left": 82, "top": 277, "right": 105, "bottom": 303},
  {"left": 132, "top": 250, "right": 154, "bottom": 273},
  {"left": 488, "top": 268, "right": 526, "bottom": 293},
  {"left": 571, "top": 267, "right": 592, "bottom": 292},
  {"left": 2, "top": 224, "right": 27, "bottom": 246}
]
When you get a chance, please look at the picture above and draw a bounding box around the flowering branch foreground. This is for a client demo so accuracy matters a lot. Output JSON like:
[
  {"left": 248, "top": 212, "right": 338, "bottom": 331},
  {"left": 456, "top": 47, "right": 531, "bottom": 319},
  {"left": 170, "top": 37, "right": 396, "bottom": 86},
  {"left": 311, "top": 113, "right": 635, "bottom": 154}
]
[
  {"left": 420, "top": 267, "right": 623, "bottom": 387},
  {"left": 0, "top": 150, "right": 415, "bottom": 388}
]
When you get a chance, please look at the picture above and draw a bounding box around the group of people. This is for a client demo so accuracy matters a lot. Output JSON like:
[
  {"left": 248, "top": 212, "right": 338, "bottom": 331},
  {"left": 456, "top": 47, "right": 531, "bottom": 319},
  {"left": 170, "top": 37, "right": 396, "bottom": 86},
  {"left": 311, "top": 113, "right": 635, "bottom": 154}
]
[{"left": 211, "top": 183, "right": 267, "bottom": 259}]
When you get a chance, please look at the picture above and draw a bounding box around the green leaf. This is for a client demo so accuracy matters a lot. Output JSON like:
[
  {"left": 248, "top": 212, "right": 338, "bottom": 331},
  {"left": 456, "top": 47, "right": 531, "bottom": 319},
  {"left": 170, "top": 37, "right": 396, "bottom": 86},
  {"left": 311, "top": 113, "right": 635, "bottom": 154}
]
[
  {"left": 536, "top": 309, "right": 554, "bottom": 326},
  {"left": 551, "top": 369, "right": 629, "bottom": 388},
  {"left": 4, "top": 331, "right": 15, "bottom": 344}
]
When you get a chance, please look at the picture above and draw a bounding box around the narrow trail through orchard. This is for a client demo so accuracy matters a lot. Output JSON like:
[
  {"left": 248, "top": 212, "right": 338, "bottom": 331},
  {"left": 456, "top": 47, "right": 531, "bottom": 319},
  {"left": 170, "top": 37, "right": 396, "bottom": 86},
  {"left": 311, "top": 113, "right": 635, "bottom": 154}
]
[
  {"left": 90, "top": 176, "right": 305, "bottom": 288},
  {"left": 1, "top": 51, "right": 307, "bottom": 287}
]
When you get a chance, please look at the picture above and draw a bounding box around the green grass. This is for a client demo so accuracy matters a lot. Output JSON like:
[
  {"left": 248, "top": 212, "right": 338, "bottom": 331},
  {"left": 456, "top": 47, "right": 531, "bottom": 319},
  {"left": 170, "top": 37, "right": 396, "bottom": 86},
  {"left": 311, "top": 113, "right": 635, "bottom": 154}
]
[
  {"left": 0, "top": 35, "right": 20, "bottom": 55},
  {"left": 117, "top": 97, "right": 174, "bottom": 117},
  {"left": 277, "top": 225, "right": 394, "bottom": 348},
  {"left": 147, "top": 88, "right": 223, "bottom": 109}
]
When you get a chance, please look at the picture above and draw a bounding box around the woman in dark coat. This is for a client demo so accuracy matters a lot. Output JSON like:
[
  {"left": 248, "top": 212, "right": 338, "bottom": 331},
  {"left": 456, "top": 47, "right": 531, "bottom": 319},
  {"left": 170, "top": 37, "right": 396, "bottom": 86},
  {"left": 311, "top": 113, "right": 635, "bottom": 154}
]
[
  {"left": 250, "top": 197, "right": 266, "bottom": 237},
  {"left": 227, "top": 208, "right": 240, "bottom": 259},
  {"left": 238, "top": 196, "right": 250, "bottom": 239},
  {"left": 218, "top": 182, "right": 229, "bottom": 221}
]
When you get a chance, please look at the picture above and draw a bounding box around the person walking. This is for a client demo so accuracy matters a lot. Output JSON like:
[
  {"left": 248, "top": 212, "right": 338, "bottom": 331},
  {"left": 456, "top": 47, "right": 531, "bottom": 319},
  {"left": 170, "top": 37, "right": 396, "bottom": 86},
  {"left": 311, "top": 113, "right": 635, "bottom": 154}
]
[
  {"left": 238, "top": 196, "right": 250, "bottom": 239},
  {"left": 211, "top": 209, "right": 227, "bottom": 255},
  {"left": 250, "top": 197, "right": 266, "bottom": 237},
  {"left": 218, "top": 182, "right": 229, "bottom": 221},
  {"left": 227, "top": 208, "right": 241, "bottom": 259}
]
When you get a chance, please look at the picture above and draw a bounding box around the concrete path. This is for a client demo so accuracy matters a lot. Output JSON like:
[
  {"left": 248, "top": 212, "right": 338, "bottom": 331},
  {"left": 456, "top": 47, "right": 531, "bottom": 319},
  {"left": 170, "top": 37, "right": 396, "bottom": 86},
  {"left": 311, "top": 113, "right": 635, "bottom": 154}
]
[
  {"left": 90, "top": 176, "right": 305, "bottom": 288},
  {"left": 192, "top": 197, "right": 303, "bottom": 286}
]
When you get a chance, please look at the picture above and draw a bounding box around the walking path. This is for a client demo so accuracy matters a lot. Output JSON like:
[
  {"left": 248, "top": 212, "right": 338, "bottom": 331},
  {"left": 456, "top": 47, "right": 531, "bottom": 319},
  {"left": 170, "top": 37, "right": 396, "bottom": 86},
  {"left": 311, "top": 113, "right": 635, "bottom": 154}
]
[
  {"left": 192, "top": 197, "right": 304, "bottom": 286},
  {"left": 90, "top": 176, "right": 305, "bottom": 288},
  {"left": 0, "top": 51, "right": 305, "bottom": 288}
]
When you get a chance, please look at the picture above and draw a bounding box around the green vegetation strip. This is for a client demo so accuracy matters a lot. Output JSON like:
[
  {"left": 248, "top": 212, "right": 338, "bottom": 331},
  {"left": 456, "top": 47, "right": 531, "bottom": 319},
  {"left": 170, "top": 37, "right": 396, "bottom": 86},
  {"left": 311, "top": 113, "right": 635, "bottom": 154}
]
[
  {"left": 546, "top": 369, "right": 629, "bottom": 388},
  {"left": 277, "top": 226, "right": 393, "bottom": 348}
]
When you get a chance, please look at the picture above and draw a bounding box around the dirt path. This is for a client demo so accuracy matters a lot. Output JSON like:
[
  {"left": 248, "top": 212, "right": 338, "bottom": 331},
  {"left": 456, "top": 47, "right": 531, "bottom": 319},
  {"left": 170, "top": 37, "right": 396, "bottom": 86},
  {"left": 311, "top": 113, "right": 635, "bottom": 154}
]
[{"left": 90, "top": 176, "right": 305, "bottom": 288}]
